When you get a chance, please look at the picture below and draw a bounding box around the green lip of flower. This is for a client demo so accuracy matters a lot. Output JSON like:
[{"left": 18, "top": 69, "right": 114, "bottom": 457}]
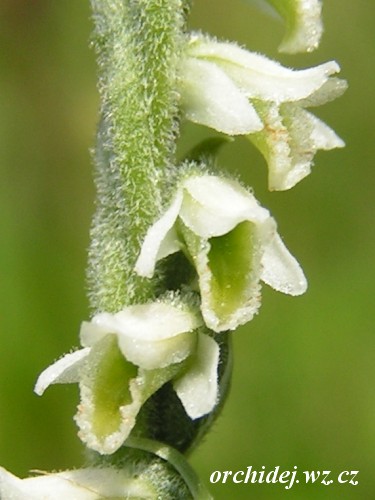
[
  {"left": 34, "top": 300, "right": 220, "bottom": 455},
  {"left": 179, "top": 33, "right": 346, "bottom": 190},
  {"left": 135, "top": 174, "right": 307, "bottom": 332}
]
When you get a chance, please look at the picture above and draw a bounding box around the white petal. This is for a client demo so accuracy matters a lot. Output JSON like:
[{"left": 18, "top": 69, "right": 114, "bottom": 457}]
[
  {"left": 180, "top": 175, "right": 269, "bottom": 238},
  {"left": 249, "top": 103, "right": 344, "bottom": 191},
  {"left": 261, "top": 232, "right": 307, "bottom": 295},
  {"left": 276, "top": 107, "right": 344, "bottom": 189},
  {"left": 299, "top": 77, "right": 348, "bottom": 107},
  {"left": 117, "top": 332, "right": 196, "bottom": 370},
  {"left": 180, "top": 57, "right": 263, "bottom": 134},
  {"left": 0, "top": 466, "right": 154, "bottom": 499},
  {"left": 135, "top": 191, "right": 183, "bottom": 278},
  {"left": 174, "top": 333, "right": 219, "bottom": 419},
  {"left": 308, "top": 111, "right": 345, "bottom": 150},
  {"left": 80, "top": 303, "right": 201, "bottom": 370},
  {"left": 34, "top": 348, "right": 90, "bottom": 396},
  {"left": 188, "top": 36, "right": 340, "bottom": 103}
]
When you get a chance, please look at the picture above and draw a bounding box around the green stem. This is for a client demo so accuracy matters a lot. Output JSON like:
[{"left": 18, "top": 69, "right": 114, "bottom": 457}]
[
  {"left": 85, "top": 2, "right": 230, "bottom": 495},
  {"left": 88, "top": 0, "right": 188, "bottom": 313}
]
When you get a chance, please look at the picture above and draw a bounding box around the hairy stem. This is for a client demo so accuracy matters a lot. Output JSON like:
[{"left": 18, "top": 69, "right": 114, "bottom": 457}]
[{"left": 88, "top": 0, "right": 187, "bottom": 313}]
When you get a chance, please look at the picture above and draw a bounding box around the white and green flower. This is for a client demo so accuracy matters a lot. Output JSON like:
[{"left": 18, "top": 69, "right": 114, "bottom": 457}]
[
  {"left": 35, "top": 300, "right": 219, "bottom": 455},
  {"left": 180, "top": 33, "right": 346, "bottom": 190},
  {"left": 0, "top": 466, "right": 155, "bottom": 500},
  {"left": 135, "top": 175, "right": 307, "bottom": 332}
]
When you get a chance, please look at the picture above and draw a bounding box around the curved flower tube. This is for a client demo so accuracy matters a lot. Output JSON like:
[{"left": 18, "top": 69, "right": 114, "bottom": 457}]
[
  {"left": 135, "top": 174, "right": 307, "bottom": 332},
  {"left": 35, "top": 300, "right": 219, "bottom": 455},
  {"left": 180, "top": 33, "right": 346, "bottom": 190}
]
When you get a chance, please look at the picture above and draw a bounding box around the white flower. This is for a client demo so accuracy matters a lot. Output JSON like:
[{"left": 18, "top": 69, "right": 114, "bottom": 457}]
[
  {"left": 135, "top": 175, "right": 307, "bottom": 332},
  {"left": 35, "top": 301, "right": 219, "bottom": 455},
  {"left": 180, "top": 33, "right": 346, "bottom": 190},
  {"left": 261, "top": 0, "right": 323, "bottom": 54},
  {"left": 0, "top": 466, "right": 155, "bottom": 499}
]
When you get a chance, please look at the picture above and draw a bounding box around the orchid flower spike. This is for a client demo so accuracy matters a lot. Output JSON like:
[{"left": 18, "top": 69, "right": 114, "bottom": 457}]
[
  {"left": 0, "top": 466, "right": 155, "bottom": 499},
  {"left": 180, "top": 33, "right": 346, "bottom": 190},
  {"left": 135, "top": 174, "right": 307, "bottom": 332},
  {"left": 35, "top": 299, "right": 219, "bottom": 454}
]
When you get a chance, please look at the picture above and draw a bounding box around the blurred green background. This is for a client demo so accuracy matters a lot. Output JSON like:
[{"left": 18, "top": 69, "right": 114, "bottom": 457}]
[{"left": 0, "top": 1, "right": 373, "bottom": 498}]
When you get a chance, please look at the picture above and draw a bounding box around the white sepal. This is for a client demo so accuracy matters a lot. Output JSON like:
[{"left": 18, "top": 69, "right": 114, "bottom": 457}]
[
  {"left": 261, "top": 232, "right": 307, "bottom": 295},
  {"left": 135, "top": 191, "right": 183, "bottom": 278},
  {"left": 34, "top": 348, "right": 90, "bottom": 396},
  {"left": 174, "top": 332, "right": 219, "bottom": 419}
]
